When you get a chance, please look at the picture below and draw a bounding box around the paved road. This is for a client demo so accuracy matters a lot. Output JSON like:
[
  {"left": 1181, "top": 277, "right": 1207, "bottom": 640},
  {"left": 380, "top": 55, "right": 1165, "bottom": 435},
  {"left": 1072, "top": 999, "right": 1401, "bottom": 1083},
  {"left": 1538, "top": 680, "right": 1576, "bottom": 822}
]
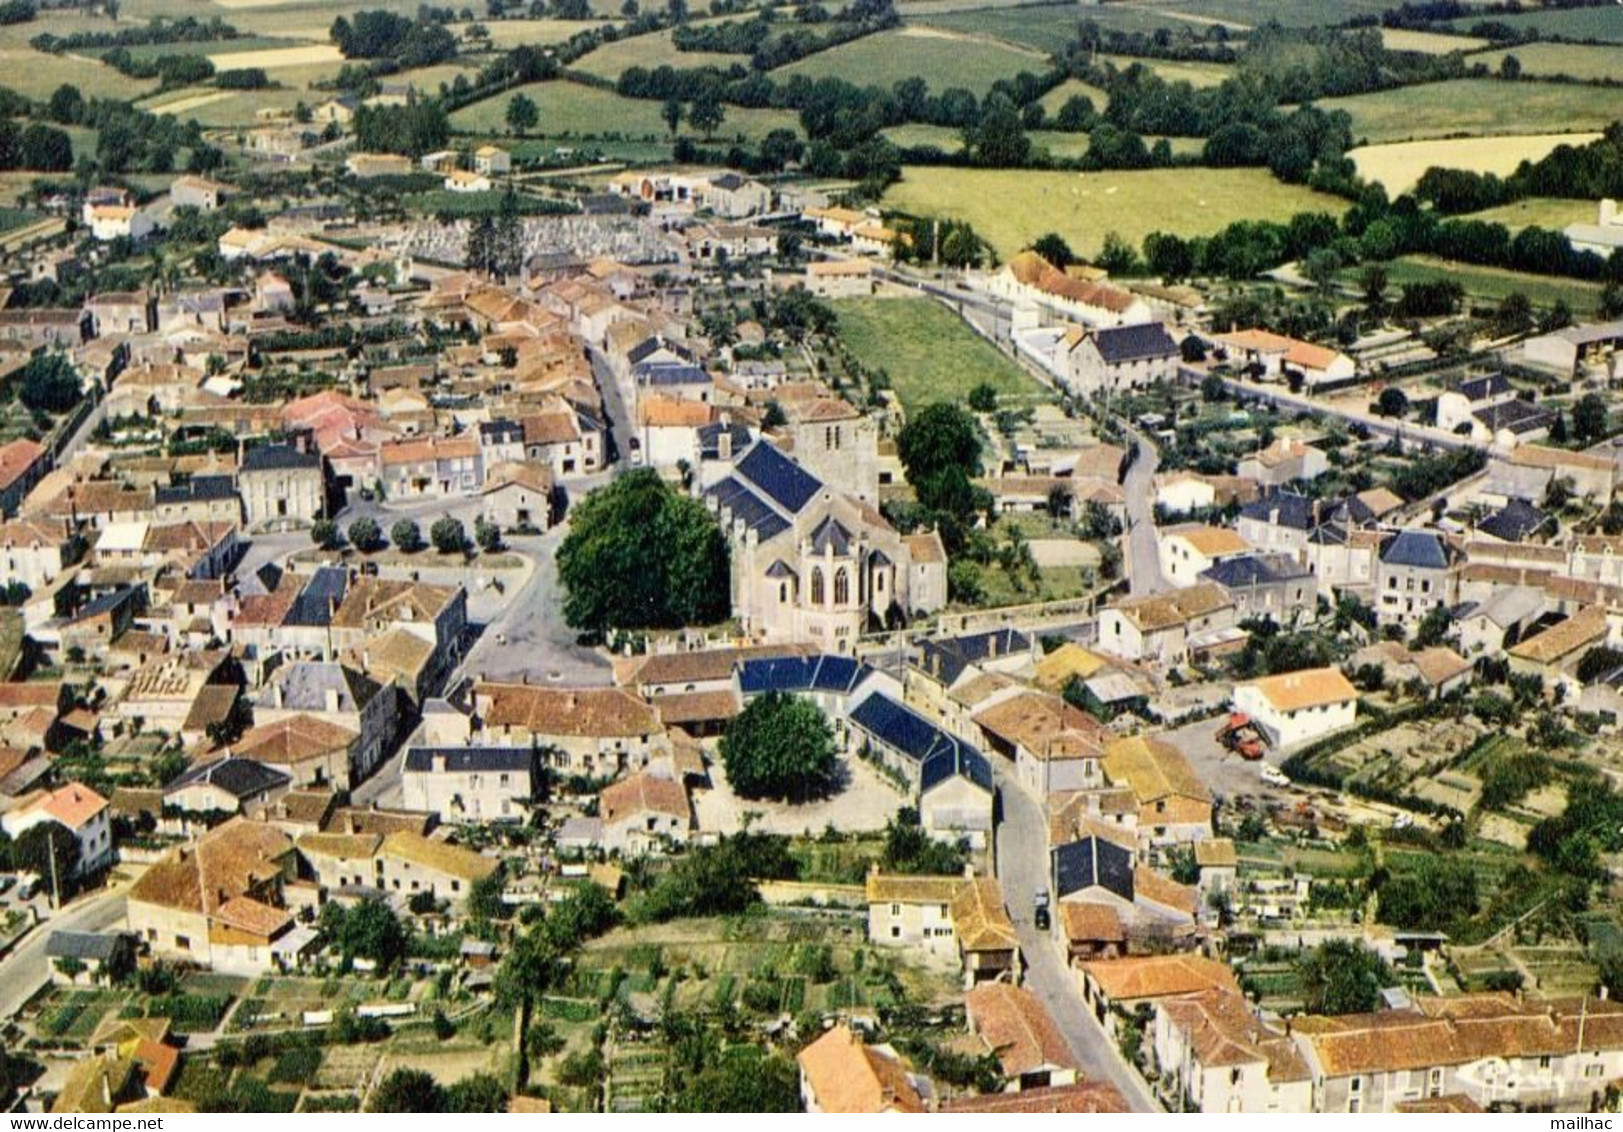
[
  {"left": 0, "top": 888, "right": 128, "bottom": 1021},
  {"left": 994, "top": 766, "right": 1162, "bottom": 1113},
  {"left": 1217, "top": 374, "right": 1479, "bottom": 453},
  {"left": 1118, "top": 423, "right": 1166, "bottom": 597}
]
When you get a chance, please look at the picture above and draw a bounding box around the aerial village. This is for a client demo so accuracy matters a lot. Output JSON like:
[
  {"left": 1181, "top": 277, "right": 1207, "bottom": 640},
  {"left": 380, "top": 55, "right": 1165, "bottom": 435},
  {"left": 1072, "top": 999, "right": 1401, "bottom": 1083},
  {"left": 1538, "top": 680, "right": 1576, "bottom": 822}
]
[{"left": 0, "top": 0, "right": 1621, "bottom": 1118}]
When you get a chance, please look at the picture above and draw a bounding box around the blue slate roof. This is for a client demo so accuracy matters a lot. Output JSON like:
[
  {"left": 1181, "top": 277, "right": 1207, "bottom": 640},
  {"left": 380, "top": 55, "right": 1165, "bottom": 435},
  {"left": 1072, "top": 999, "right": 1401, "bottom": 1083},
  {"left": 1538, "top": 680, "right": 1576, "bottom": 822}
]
[
  {"left": 1199, "top": 552, "right": 1310, "bottom": 589},
  {"left": 917, "top": 628, "right": 1030, "bottom": 687},
  {"left": 479, "top": 419, "right": 524, "bottom": 444},
  {"left": 242, "top": 442, "right": 320, "bottom": 472},
  {"left": 707, "top": 475, "right": 789, "bottom": 541},
  {"left": 1052, "top": 836, "right": 1134, "bottom": 901},
  {"left": 1459, "top": 373, "right": 1511, "bottom": 402},
  {"left": 68, "top": 585, "right": 138, "bottom": 624},
  {"left": 921, "top": 742, "right": 992, "bottom": 795},
  {"left": 166, "top": 756, "right": 290, "bottom": 800},
  {"left": 736, "top": 653, "right": 869, "bottom": 696},
  {"left": 284, "top": 566, "right": 348, "bottom": 628},
  {"left": 634, "top": 361, "right": 709, "bottom": 387},
  {"left": 1381, "top": 529, "right": 1450, "bottom": 569},
  {"left": 404, "top": 747, "right": 534, "bottom": 774},
  {"left": 849, "top": 692, "right": 984, "bottom": 783},
  {"left": 735, "top": 441, "right": 821, "bottom": 514},
  {"left": 1091, "top": 322, "right": 1177, "bottom": 365},
  {"left": 809, "top": 516, "right": 852, "bottom": 555},
  {"left": 1473, "top": 398, "right": 1553, "bottom": 435},
  {"left": 698, "top": 421, "right": 751, "bottom": 459},
  {"left": 46, "top": 931, "right": 125, "bottom": 963},
  {"left": 1477, "top": 498, "right": 1551, "bottom": 543},
  {"left": 1239, "top": 492, "right": 1318, "bottom": 531},
  {"left": 155, "top": 474, "right": 236, "bottom": 505}
]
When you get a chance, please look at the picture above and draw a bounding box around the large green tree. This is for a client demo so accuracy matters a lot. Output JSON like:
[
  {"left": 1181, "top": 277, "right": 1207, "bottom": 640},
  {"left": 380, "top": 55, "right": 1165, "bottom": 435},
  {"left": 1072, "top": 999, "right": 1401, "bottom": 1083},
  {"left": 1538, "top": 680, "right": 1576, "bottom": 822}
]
[
  {"left": 719, "top": 691, "right": 838, "bottom": 803},
  {"left": 1297, "top": 940, "right": 1392, "bottom": 1015},
  {"left": 557, "top": 469, "right": 728, "bottom": 633},
  {"left": 369, "top": 1069, "right": 444, "bottom": 1113}
]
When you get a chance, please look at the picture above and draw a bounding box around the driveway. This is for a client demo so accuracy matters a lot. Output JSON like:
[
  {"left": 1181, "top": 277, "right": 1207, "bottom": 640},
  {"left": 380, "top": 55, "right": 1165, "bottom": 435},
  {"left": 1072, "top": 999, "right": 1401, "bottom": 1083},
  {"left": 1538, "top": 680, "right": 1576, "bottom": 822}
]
[
  {"left": 692, "top": 754, "right": 905, "bottom": 837},
  {"left": 1154, "top": 713, "right": 1296, "bottom": 807},
  {"left": 993, "top": 763, "right": 1161, "bottom": 1113}
]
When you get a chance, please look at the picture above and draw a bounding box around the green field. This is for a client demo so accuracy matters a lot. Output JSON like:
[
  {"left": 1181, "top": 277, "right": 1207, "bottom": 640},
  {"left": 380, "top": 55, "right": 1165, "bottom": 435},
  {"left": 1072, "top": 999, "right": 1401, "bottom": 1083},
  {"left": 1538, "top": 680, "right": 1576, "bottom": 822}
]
[
  {"left": 1372, "top": 255, "right": 1605, "bottom": 312},
  {"left": 1320, "top": 79, "right": 1623, "bottom": 144},
  {"left": 1379, "top": 27, "right": 1487, "bottom": 54},
  {"left": 829, "top": 296, "right": 1045, "bottom": 411},
  {"left": 1040, "top": 77, "right": 1110, "bottom": 114},
  {"left": 1463, "top": 198, "right": 1598, "bottom": 233},
  {"left": 1099, "top": 53, "right": 1234, "bottom": 87},
  {"left": 1449, "top": 5, "right": 1623, "bottom": 43},
  {"left": 1141, "top": 0, "right": 1397, "bottom": 27},
  {"left": 911, "top": 3, "right": 1120, "bottom": 52},
  {"left": 1476, "top": 42, "right": 1623, "bottom": 82},
  {"left": 573, "top": 28, "right": 739, "bottom": 78},
  {"left": 882, "top": 164, "right": 1348, "bottom": 258},
  {"left": 0, "top": 47, "right": 154, "bottom": 100},
  {"left": 449, "top": 18, "right": 590, "bottom": 48},
  {"left": 450, "top": 80, "right": 801, "bottom": 141},
  {"left": 775, "top": 28, "right": 1046, "bottom": 94}
]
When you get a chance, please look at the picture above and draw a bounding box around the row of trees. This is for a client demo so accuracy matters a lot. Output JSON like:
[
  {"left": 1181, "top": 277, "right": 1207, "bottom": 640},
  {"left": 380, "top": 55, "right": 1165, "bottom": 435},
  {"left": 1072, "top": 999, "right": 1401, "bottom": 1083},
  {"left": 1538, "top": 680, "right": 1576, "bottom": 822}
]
[
  {"left": 1415, "top": 123, "right": 1623, "bottom": 213},
  {"left": 331, "top": 9, "right": 458, "bottom": 67}
]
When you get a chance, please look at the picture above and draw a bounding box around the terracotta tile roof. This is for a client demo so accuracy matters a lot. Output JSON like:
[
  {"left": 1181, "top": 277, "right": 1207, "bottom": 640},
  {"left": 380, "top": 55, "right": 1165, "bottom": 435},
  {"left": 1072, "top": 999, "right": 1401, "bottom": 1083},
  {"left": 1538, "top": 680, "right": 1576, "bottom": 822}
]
[
  {"left": 1133, "top": 865, "right": 1197, "bottom": 916},
  {"left": 1219, "top": 328, "right": 1345, "bottom": 372},
  {"left": 130, "top": 1040, "right": 179, "bottom": 1095},
  {"left": 1062, "top": 900, "right": 1126, "bottom": 943},
  {"left": 296, "top": 831, "right": 383, "bottom": 861},
  {"left": 128, "top": 818, "right": 292, "bottom": 915},
  {"left": 1102, "top": 735, "right": 1211, "bottom": 805},
  {"left": 903, "top": 530, "right": 946, "bottom": 565},
  {"left": 1167, "top": 524, "right": 1250, "bottom": 557},
  {"left": 331, "top": 577, "right": 459, "bottom": 633},
  {"left": 864, "top": 871, "right": 964, "bottom": 905},
  {"left": 600, "top": 772, "right": 691, "bottom": 826},
  {"left": 18, "top": 781, "right": 108, "bottom": 830},
  {"left": 233, "top": 714, "right": 357, "bottom": 765},
  {"left": 475, "top": 682, "right": 660, "bottom": 739},
  {"left": 1078, "top": 953, "right": 1239, "bottom": 1002},
  {"left": 1508, "top": 605, "right": 1608, "bottom": 665},
  {"left": 796, "top": 1024, "right": 925, "bottom": 1113},
  {"left": 618, "top": 642, "right": 815, "bottom": 688},
  {"left": 0, "top": 439, "right": 43, "bottom": 492},
  {"left": 638, "top": 396, "right": 714, "bottom": 428},
  {"left": 646, "top": 689, "right": 738, "bottom": 725},
  {"left": 1194, "top": 838, "right": 1237, "bottom": 867},
  {"left": 1006, "top": 251, "right": 1137, "bottom": 314},
  {"left": 0, "top": 683, "right": 61, "bottom": 711},
  {"left": 949, "top": 875, "right": 1018, "bottom": 952},
  {"left": 966, "top": 982, "right": 1078, "bottom": 1077},
  {"left": 1034, "top": 643, "right": 1111, "bottom": 692},
  {"left": 211, "top": 895, "right": 291, "bottom": 939},
  {"left": 1506, "top": 444, "right": 1614, "bottom": 473},
  {"left": 940, "top": 1083, "right": 1128, "bottom": 1113},
  {"left": 1239, "top": 666, "right": 1357, "bottom": 712},
  {"left": 1160, "top": 989, "right": 1309, "bottom": 1080},
  {"left": 381, "top": 830, "right": 497, "bottom": 883},
  {"left": 379, "top": 434, "right": 479, "bottom": 467},
  {"left": 1106, "top": 582, "right": 1232, "bottom": 632},
  {"left": 974, "top": 691, "right": 1104, "bottom": 763}
]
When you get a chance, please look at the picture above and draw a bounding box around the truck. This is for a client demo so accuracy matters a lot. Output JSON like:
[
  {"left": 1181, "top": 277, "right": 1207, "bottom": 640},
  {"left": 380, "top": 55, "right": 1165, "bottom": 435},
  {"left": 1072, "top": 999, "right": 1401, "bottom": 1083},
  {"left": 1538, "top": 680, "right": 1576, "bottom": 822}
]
[{"left": 1216, "top": 712, "right": 1266, "bottom": 760}]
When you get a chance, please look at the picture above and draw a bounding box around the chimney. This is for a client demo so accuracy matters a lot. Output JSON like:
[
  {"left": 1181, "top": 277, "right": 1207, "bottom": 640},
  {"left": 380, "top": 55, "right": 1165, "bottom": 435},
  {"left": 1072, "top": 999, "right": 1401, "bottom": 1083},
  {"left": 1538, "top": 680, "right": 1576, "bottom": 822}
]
[
  {"left": 324, "top": 687, "right": 340, "bottom": 713},
  {"left": 432, "top": 752, "right": 445, "bottom": 773}
]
